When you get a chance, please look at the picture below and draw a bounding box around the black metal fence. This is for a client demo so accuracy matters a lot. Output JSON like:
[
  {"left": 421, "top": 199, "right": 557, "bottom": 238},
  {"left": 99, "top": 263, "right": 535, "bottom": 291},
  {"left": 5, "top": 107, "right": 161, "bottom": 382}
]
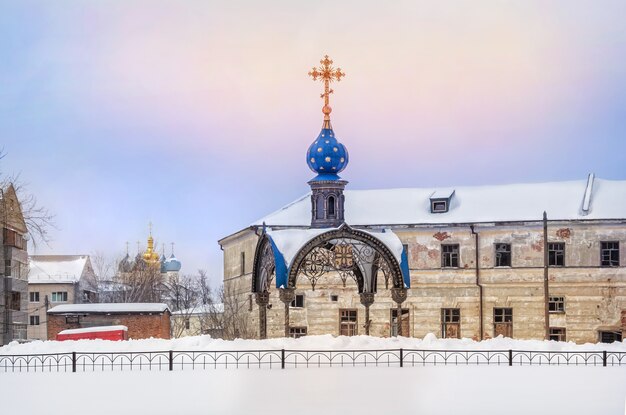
[{"left": 1, "top": 348, "right": 625, "bottom": 373}]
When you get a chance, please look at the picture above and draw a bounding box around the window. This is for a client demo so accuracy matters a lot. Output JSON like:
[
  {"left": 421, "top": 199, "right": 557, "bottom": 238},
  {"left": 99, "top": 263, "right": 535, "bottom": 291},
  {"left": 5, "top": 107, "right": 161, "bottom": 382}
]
[
  {"left": 430, "top": 191, "right": 454, "bottom": 213},
  {"left": 548, "top": 243, "right": 565, "bottom": 266},
  {"left": 248, "top": 294, "right": 253, "bottom": 312},
  {"left": 327, "top": 196, "right": 336, "bottom": 217},
  {"left": 432, "top": 200, "right": 447, "bottom": 213},
  {"left": 29, "top": 315, "right": 40, "bottom": 326},
  {"left": 441, "top": 308, "right": 460, "bottom": 339},
  {"left": 339, "top": 309, "right": 358, "bottom": 336},
  {"left": 9, "top": 291, "right": 21, "bottom": 310},
  {"left": 51, "top": 291, "right": 68, "bottom": 303},
  {"left": 315, "top": 195, "right": 324, "bottom": 220},
  {"left": 495, "top": 243, "right": 511, "bottom": 267},
  {"left": 184, "top": 319, "right": 190, "bottom": 330},
  {"left": 390, "top": 309, "right": 410, "bottom": 337},
  {"left": 290, "top": 294, "right": 304, "bottom": 308},
  {"left": 549, "top": 296, "right": 565, "bottom": 313},
  {"left": 549, "top": 327, "right": 566, "bottom": 342},
  {"left": 240, "top": 252, "right": 246, "bottom": 275},
  {"left": 599, "top": 330, "right": 622, "bottom": 343},
  {"left": 330, "top": 295, "right": 338, "bottom": 302},
  {"left": 600, "top": 242, "right": 620, "bottom": 267},
  {"left": 494, "top": 308, "right": 513, "bottom": 323},
  {"left": 493, "top": 308, "right": 513, "bottom": 338},
  {"left": 29, "top": 292, "right": 40, "bottom": 303},
  {"left": 441, "top": 244, "right": 459, "bottom": 268},
  {"left": 289, "top": 327, "right": 307, "bottom": 338},
  {"left": 3, "top": 228, "right": 25, "bottom": 249}
]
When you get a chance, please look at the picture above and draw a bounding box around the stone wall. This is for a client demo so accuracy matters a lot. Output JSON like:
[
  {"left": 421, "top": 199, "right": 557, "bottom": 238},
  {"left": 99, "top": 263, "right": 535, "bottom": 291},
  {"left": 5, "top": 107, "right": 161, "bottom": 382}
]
[{"left": 222, "top": 221, "right": 626, "bottom": 344}]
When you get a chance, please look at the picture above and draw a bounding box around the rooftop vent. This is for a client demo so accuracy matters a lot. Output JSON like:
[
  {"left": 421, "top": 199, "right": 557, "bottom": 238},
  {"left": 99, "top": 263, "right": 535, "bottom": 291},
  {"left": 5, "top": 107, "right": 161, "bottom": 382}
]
[{"left": 430, "top": 189, "right": 455, "bottom": 214}]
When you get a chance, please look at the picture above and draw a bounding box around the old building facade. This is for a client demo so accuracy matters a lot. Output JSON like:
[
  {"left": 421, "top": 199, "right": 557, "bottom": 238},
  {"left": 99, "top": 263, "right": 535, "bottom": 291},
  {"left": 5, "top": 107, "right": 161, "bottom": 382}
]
[
  {"left": 219, "top": 56, "right": 625, "bottom": 344},
  {"left": 27, "top": 255, "right": 97, "bottom": 340},
  {"left": 0, "top": 184, "right": 29, "bottom": 345}
]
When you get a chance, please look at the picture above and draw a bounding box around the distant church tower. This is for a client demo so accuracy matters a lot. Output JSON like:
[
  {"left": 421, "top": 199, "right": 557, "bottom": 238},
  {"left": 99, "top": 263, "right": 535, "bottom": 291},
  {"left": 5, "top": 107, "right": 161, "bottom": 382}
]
[
  {"left": 306, "top": 56, "right": 349, "bottom": 228},
  {"left": 117, "top": 223, "right": 181, "bottom": 278}
]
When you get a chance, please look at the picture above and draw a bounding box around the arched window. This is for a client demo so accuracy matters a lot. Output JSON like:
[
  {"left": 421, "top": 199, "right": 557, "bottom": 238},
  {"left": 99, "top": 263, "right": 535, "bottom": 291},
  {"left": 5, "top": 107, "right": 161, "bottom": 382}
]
[
  {"left": 327, "top": 196, "right": 336, "bottom": 218},
  {"left": 316, "top": 195, "right": 325, "bottom": 219}
]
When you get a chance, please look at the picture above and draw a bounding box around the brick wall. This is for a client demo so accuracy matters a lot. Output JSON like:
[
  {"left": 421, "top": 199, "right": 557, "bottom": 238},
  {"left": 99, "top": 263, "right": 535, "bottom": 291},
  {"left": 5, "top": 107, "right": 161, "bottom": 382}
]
[{"left": 47, "top": 312, "right": 171, "bottom": 340}]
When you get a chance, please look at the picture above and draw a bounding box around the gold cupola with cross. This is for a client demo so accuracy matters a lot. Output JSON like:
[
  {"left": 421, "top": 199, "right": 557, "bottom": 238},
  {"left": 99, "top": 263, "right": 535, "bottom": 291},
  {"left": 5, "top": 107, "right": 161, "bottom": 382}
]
[{"left": 142, "top": 222, "right": 160, "bottom": 264}]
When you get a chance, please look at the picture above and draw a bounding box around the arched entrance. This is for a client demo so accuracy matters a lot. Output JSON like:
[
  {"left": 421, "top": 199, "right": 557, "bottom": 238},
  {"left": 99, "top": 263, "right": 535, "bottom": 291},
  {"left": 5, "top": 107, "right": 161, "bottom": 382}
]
[{"left": 252, "top": 224, "right": 409, "bottom": 338}]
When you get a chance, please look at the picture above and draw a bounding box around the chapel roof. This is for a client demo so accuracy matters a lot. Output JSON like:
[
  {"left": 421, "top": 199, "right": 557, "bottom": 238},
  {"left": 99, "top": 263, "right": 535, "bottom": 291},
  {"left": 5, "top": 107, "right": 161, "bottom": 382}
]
[{"left": 253, "top": 175, "right": 626, "bottom": 227}]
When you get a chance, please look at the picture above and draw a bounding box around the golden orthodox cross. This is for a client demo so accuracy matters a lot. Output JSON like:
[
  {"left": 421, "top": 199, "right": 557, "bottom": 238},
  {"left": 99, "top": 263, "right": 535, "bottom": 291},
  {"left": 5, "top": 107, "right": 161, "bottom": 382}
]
[{"left": 308, "top": 55, "right": 346, "bottom": 126}]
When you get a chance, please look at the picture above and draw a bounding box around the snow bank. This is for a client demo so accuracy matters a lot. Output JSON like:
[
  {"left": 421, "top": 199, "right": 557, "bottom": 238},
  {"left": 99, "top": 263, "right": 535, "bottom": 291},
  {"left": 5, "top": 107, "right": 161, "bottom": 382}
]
[{"left": 2, "top": 333, "right": 625, "bottom": 355}]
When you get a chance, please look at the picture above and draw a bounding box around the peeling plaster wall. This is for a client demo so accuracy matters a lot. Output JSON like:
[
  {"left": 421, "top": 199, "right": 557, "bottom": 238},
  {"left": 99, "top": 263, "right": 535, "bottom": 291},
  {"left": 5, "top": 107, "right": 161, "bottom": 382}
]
[{"left": 222, "top": 221, "right": 626, "bottom": 343}]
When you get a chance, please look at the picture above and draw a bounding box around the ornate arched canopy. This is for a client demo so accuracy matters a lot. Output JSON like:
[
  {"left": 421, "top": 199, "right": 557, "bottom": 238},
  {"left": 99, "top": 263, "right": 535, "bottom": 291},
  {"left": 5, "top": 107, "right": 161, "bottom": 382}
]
[{"left": 252, "top": 224, "right": 408, "bottom": 294}]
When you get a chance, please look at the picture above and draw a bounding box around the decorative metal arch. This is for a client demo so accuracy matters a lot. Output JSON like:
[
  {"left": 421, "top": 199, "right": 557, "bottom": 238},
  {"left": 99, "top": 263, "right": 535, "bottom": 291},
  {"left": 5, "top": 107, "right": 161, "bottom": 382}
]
[
  {"left": 287, "top": 224, "right": 404, "bottom": 292},
  {"left": 251, "top": 233, "right": 275, "bottom": 293}
]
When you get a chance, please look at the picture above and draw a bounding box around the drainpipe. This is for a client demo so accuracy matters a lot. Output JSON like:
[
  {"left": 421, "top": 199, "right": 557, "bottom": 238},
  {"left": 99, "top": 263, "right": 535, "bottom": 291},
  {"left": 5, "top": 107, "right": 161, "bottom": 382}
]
[
  {"left": 543, "top": 212, "right": 550, "bottom": 340},
  {"left": 470, "top": 225, "right": 483, "bottom": 340}
]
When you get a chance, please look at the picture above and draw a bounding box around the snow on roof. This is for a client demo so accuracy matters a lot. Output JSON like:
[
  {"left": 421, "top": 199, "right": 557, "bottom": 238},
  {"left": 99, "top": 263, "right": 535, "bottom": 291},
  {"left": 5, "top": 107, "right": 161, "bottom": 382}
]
[
  {"left": 48, "top": 303, "right": 170, "bottom": 314},
  {"left": 59, "top": 325, "right": 128, "bottom": 335},
  {"left": 28, "top": 255, "right": 89, "bottom": 284},
  {"left": 253, "top": 177, "right": 626, "bottom": 226},
  {"left": 172, "top": 303, "right": 224, "bottom": 315},
  {"left": 267, "top": 228, "right": 329, "bottom": 267},
  {"left": 430, "top": 189, "right": 455, "bottom": 199}
]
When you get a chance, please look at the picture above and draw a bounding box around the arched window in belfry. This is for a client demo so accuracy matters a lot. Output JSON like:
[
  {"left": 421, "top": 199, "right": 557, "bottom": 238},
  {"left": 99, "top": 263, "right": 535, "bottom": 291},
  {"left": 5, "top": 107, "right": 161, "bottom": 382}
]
[
  {"left": 327, "top": 195, "right": 336, "bottom": 218},
  {"left": 316, "top": 195, "right": 325, "bottom": 219}
]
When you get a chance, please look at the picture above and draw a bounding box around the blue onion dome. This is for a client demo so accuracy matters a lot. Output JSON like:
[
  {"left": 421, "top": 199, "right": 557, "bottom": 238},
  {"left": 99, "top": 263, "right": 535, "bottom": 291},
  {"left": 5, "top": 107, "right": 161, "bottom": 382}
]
[
  {"left": 118, "top": 253, "right": 132, "bottom": 273},
  {"left": 160, "top": 254, "right": 167, "bottom": 273},
  {"left": 164, "top": 254, "right": 182, "bottom": 272},
  {"left": 306, "top": 125, "right": 349, "bottom": 179}
]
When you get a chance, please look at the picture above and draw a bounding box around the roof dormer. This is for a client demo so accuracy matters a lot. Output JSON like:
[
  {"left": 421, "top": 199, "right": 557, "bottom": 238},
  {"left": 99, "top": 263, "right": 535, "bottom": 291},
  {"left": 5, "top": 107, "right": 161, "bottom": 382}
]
[{"left": 430, "top": 189, "right": 455, "bottom": 214}]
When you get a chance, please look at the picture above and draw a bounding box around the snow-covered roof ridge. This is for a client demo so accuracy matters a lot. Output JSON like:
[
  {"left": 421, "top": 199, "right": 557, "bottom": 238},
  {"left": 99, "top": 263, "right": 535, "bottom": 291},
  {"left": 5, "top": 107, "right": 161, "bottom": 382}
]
[
  {"left": 172, "top": 303, "right": 224, "bottom": 315},
  {"left": 252, "top": 176, "right": 626, "bottom": 227},
  {"left": 48, "top": 303, "right": 171, "bottom": 314},
  {"left": 28, "top": 255, "right": 91, "bottom": 284}
]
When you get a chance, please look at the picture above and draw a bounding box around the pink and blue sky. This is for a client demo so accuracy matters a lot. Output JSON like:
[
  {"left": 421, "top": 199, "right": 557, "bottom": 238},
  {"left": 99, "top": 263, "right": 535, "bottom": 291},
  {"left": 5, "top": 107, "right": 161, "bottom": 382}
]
[{"left": 1, "top": 1, "right": 625, "bottom": 283}]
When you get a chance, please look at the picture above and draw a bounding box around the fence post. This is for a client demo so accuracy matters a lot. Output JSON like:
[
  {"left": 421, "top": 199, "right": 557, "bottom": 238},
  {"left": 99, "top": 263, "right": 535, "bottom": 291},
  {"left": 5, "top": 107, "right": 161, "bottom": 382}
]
[
  {"left": 400, "top": 348, "right": 403, "bottom": 368},
  {"left": 603, "top": 351, "right": 607, "bottom": 367},
  {"left": 508, "top": 349, "right": 513, "bottom": 366},
  {"left": 169, "top": 350, "right": 174, "bottom": 371},
  {"left": 281, "top": 349, "right": 285, "bottom": 369},
  {"left": 72, "top": 352, "right": 76, "bottom": 373}
]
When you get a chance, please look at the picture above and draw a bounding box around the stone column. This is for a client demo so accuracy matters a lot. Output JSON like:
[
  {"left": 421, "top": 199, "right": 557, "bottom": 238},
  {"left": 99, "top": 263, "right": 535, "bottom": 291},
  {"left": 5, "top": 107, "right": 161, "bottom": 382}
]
[
  {"left": 279, "top": 288, "right": 296, "bottom": 338},
  {"left": 255, "top": 292, "right": 270, "bottom": 340},
  {"left": 391, "top": 288, "right": 408, "bottom": 337},
  {"left": 360, "top": 292, "right": 375, "bottom": 336}
]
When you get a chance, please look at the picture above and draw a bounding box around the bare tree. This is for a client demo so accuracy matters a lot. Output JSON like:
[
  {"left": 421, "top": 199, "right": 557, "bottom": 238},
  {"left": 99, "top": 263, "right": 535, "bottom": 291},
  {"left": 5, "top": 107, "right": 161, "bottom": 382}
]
[
  {"left": 197, "top": 269, "right": 213, "bottom": 305},
  {"left": 115, "top": 263, "right": 164, "bottom": 303},
  {"left": 88, "top": 252, "right": 118, "bottom": 302},
  {"left": 0, "top": 150, "right": 55, "bottom": 246},
  {"left": 220, "top": 283, "right": 254, "bottom": 340}
]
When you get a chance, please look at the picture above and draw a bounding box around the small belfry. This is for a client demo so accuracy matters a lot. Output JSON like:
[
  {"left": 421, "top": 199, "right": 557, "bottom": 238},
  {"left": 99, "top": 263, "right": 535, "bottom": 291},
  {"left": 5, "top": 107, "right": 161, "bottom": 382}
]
[{"left": 306, "top": 55, "right": 349, "bottom": 228}]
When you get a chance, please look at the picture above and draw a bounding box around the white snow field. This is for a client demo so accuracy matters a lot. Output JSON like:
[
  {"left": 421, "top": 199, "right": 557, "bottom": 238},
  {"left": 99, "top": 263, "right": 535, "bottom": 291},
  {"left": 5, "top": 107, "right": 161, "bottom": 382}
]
[{"left": 1, "top": 334, "right": 625, "bottom": 415}]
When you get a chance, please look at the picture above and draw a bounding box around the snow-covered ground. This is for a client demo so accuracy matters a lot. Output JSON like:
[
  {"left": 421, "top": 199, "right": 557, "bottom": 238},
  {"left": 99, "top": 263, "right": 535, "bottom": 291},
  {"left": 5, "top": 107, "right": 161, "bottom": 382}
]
[
  {"left": 1, "top": 334, "right": 625, "bottom": 415},
  {"left": 3, "top": 332, "right": 626, "bottom": 354}
]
